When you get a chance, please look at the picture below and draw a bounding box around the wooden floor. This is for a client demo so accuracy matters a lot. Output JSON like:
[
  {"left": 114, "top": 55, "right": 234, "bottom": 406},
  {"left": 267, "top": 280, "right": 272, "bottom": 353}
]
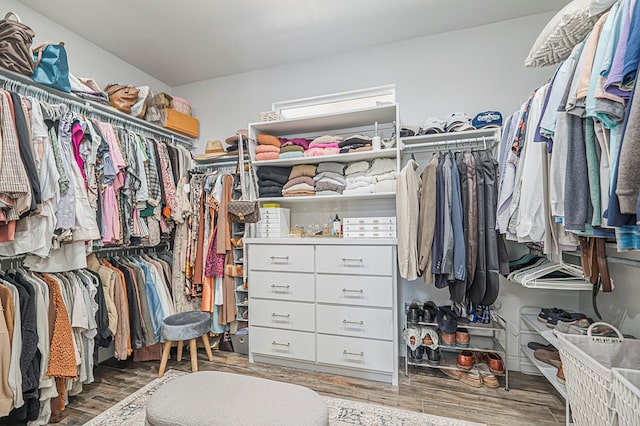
[{"left": 57, "top": 349, "right": 565, "bottom": 426}]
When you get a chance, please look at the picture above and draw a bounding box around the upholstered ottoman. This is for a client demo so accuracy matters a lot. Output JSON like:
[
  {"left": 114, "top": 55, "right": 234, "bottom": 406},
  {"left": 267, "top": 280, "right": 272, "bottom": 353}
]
[
  {"left": 158, "top": 311, "right": 214, "bottom": 378},
  {"left": 145, "top": 371, "right": 328, "bottom": 426}
]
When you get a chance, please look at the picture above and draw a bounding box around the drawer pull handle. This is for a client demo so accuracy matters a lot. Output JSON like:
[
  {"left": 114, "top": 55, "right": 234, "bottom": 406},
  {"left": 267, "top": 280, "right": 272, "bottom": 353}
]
[
  {"left": 343, "top": 319, "right": 364, "bottom": 326},
  {"left": 270, "top": 255, "right": 290, "bottom": 264},
  {"left": 271, "top": 313, "right": 291, "bottom": 318},
  {"left": 271, "top": 284, "right": 291, "bottom": 289},
  {"left": 342, "top": 288, "right": 364, "bottom": 294},
  {"left": 343, "top": 350, "right": 364, "bottom": 357},
  {"left": 272, "top": 341, "right": 291, "bottom": 347},
  {"left": 342, "top": 258, "right": 363, "bottom": 264}
]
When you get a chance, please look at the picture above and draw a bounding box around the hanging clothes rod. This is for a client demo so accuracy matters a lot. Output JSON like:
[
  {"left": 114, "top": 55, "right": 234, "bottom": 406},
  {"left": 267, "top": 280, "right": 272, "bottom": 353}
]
[
  {"left": 0, "top": 68, "right": 195, "bottom": 148},
  {"left": 93, "top": 241, "right": 171, "bottom": 257},
  {"left": 401, "top": 136, "right": 499, "bottom": 152}
]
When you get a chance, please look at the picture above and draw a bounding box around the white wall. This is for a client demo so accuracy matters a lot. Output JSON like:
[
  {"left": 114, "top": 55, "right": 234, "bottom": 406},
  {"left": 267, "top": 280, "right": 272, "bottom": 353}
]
[
  {"left": 3, "top": 0, "right": 171, "bottom": 92},
  {"left": 175, "top": 12, "right": 557, "bottom": 152}
]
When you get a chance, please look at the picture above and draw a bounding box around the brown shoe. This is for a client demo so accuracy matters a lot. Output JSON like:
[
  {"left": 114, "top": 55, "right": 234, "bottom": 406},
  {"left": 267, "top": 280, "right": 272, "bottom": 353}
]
[
  {"left": 440, "top": 331, "right": 456, "bottom": 346},
  {"left": 533, "top": 348, "right": 561, "bottom": 368},
  {"left": 422, "top": 335, "right": 434, "bottom": 346},
  {"left": 556, "top": 364, "right": 565, "bottom": 384},
  {"left": 483, "top": 352, "right": 505, "bottom": 375},
  {"left": 455, "top": 328, "right": 470, "bottom": 348},
  {"left": 440, "top": 368, "right": 483, "bottom": 388},
  {"left": 457, "top": 350, "right": 476, "bottom": 370},
  {"left": 476, "top": 362, "right": 500, "bottom": 388}
]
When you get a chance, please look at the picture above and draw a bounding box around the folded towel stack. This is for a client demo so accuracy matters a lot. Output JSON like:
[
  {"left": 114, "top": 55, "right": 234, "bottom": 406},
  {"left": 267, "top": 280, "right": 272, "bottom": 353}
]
[{"left": 283, "top": 164, "right": 317, "bottom": 197}]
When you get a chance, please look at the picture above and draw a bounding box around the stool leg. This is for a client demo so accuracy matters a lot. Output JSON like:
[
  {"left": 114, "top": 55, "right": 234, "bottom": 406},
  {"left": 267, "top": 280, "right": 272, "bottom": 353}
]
[
  {"left": 189, "top": 338, "right": 198, "bottom": 372},
  {"left": 158, "top": 340, "right": 172, "bottom": 378},
  {"left": 202, "top": 333, "right": 214, "bottom": 361},
  {"left": 177, "top": 341, "right": 184, "bottom": 362}
]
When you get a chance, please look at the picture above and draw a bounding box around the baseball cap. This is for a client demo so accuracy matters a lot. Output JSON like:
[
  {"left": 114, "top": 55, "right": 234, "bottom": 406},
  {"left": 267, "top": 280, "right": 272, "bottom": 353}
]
[
  {"left": 418, "top": 117, "right": 445, "bottom": 135},
  {"left": 473, "top": 111, "right": 503, "bottom": 129},
  {"left": 445, "top": 112, "right": 475, "bottom": 132}
]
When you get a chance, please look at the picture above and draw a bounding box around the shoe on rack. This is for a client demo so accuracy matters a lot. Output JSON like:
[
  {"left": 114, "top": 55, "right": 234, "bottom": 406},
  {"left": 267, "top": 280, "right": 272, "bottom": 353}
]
[
  {"left": 556, "top": 364, "right": 565, "bottom": 384},
  {"left": 422, "top": 301, "right": 438, "bottom": 323},
  {"left": 407, "top": 303, "right": 423, "bottom": 323},
  {"left": 537, "top": 307, "right": 564, "bottom": 324},
  {"left": 527, "top": 341, "right": 555, "bottom": 351},
  {"left": 231, "top": 237, "right": 243, "bottom": 248},
  {"left": 457, "top": 350, "right": 476, "bottom": 370},
  {"left": 482, "top": 352, "right": 505, "bottom": 375},
  {"left": 455, "top": 328, "right": 470, "bottom": 348},
  {"left": 426, "top": 347, "right": 441, "bottom": 366},
  {"left": 439, "top": 331, "right": 456, "bottom": 347},
  {"left": 476, "top": 362, "right": 500, "bottom": 388},
  {"left": 533, "top": 348, "right": 561, "bottom": 368},
  {"left": 546, "top": 311, "right": 587, "bottom": 328},
  {"left": 553, "top": 318, "right": 592, "bottom": 336}
]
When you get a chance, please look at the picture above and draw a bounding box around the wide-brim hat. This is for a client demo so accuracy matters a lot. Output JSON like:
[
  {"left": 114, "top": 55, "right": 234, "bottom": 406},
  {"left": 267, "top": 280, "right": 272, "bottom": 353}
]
[
  {"left": 225, "top": 129, "right": 249, "bottom": 145},
  {"left": 194, "top": 140, "right": 227, "bottom": 160}
]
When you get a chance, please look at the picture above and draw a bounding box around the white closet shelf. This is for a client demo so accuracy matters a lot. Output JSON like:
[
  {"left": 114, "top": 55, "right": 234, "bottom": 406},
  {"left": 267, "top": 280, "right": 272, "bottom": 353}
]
[
  {"left": 254, "top": 148, "right": 396, "bottom": 167},
  {"left": 0, "top": 68, "right": 195, "bottom": 146},
  {"left": 258, "top": 192, "right": 395, "bottom": 203},
  {"left": 400, "top": 128, "right": 500, "bottom": 148},
  {"left": 249, "top": 104, "right": 397, "bottom": 136},
  {"left": 521, "top": 314, "right": 559, "bottom": 348},
  {"left": 520, "top": 344, "right": 568, "bottom": 399}
]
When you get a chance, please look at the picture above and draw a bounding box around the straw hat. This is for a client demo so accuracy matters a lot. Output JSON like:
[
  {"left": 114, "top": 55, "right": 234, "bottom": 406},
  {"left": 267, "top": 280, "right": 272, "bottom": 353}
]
[{"left": 195, "top": 140, "right": 227, "bottom": 160}]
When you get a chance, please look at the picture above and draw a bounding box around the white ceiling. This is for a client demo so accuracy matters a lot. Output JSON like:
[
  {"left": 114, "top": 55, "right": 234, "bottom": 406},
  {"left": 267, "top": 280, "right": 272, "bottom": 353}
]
[{"left": 19, "top": 0, "right": 568, "bottom": 87}]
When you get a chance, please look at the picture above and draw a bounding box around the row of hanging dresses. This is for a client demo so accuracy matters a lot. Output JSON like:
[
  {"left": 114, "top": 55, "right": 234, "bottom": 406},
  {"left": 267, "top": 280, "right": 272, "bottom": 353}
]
[
  {"left": 0, "top": 89, "right": 192, "bottom": 272},
  {"left": 0, "top": 267, "right": 111, "bottom": 424},
  {"left": 496, "top": 0, "right": 640, "bottom": 252},
  {"left": 397, "top": 149, "right": 508, "bottom": 310},
  {"left": 172, "top": 170, "right": 237, "bottom": 334}
]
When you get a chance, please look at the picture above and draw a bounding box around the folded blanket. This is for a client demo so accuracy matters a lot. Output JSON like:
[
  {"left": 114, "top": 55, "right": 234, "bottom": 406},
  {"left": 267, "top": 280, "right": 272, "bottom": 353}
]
[
  {"left": 282, "top": 182, "right": 315, "bottom": 193},
  {"left": 289, "top": 164, "right": 317, "bottom": 179},
  {"left": 306, "top": 142, "right": 339, "bottom": 149},
  {"left": 345, "top": 161, "right": 370, "bottom": 175},
  {"left": 304, "top": 147, "right": 340, "bottom": 156},
  {"left": 343, "top": 184, "right": 375, "bottom": 195},
  {"left": 317, "top": 176, "right": 347, "bottom": 187},
  {"left": 256, "top": 166, "right": 291, "bottom": 184},
  {"left": 257, "top": 133, "right": 281, "bottom": 147},
  {"left": 256, "top": 144, "right": 280, "bottom": 153},
  {"left": 280, "top": 144, "right": 304, "bottom": 153},
  {"left": 279, "top": 151, "right": 304, "bottom": 159},
  {"left": 316, "top": 162, "right": 345, "bottom": 174},
  {"left": 339, "top": 134, "right": 372, "bottom": 148},
  {"left": 311, "top": 135, "right": 343, "bottom": 145},
  {"left": 290, "top": 138, "right": 311, "bottom": 150},
  {"left": 283, "top": 176, "right": 315, "bottom": 190},
  {"left": 345, "top": 180, "right": 373, "bottom": 189},
  {"left": 256, "top": 152, "right": 280, "bottom": 161},
  {"left": 283, "top": 190, "right": 316, "bottom": 197},
  {"left": 374, "top": 179, "right": 396, "bottom": 193},
  {"left": 374, "top": 171, "right": 398, "bottom": 182},
  {"left": 340, "top": 144, "right": 373, "bottom": 153},
  {"left": 348, "top": 146, "right": 373, "bottom": 153},
  {"left": 259, "top": 187, "right": 284, "bottom": 197},
  {"left": 366, "top": 158, "right": 396, "bottom": 176},
  {"left": 346, "top": 175, "right": 375, "bottom": 185},
  {"left": 315, "top": 181, "right": 345, "bottom": 193},
  {"left": 314, "top": 171, "right": 346, "bottom": 183}
]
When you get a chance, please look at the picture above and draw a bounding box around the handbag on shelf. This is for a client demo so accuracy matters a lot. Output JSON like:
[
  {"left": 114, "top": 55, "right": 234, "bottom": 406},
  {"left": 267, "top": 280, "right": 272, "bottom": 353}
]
[
  {"left": 228, "top": 132, "right": 260, "bottom": 224},
  {"left": 32, "top": 42, "right": 71, "bottom": 92},
  {"left": 0, "top": 12, "right": 35, "bottom": 76},
  {"left": 104, "top": 83, "right": 139, "bottom": 114}
]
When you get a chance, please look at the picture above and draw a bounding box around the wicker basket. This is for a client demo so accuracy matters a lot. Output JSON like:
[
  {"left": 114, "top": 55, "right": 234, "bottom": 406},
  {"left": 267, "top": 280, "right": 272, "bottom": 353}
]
[
  {"left": 612, "top": 368, "right": 640, "bottom": 426},
  {"left": 557, "top": 322, "right": 640, "bottom": 426},
  {"left": 259, "top": 111, "right": 279, "bottom": 122}
]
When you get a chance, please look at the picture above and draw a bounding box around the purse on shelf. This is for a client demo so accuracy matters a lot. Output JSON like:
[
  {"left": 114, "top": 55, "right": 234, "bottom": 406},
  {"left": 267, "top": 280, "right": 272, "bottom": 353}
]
[
  {"left": 0, "top": 12, "right": 35, "bottom": 76},
  {"left": 228, "top": 131, "right": 260, "bottom": 224},
  {"left": 104, "top": 83, "right": 139, "bottom": 114},
  {"left": 32, "top": 42, "right": 71, "bottom": 92}
]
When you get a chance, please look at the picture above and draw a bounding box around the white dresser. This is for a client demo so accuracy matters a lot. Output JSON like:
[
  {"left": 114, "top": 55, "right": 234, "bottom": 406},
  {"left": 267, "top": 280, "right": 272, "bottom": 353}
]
[{"left": 247, "top": 238, "right": 398, "bottom": 385}]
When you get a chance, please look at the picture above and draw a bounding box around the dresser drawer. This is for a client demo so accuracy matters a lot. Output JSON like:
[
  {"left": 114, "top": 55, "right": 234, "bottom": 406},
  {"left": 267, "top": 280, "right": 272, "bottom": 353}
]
[
  {"left": 250, "top": 271, "right": 315, "bottom": 302},
  {"left": 249, "top": 244, "right": 314, "bottom": 272},
  {"left": 250, "top": 327, "right": 315, "bottom": 362},
  {"left": 316, "top": 305, "right": 393, "bottom": 340},
  {"left": 343, "top": 231, "right": 396, "bottom": 239},
  {"left": 316, "top": 274, "right": 392, "bottom": 307},
  {"left": 343, "top": 217, "right": 396, "bottom": 225},
  {"left": 343, "top": 224, "right": 396, "bottom": 232},
  {"left": 250, "top": 300, "right": 315, "bottom": 332},
  {"left": 317, "top": 335, "right": 393, "bottom": 373},
  {"left": 316, "top": 245, "right": 392, "bottom": 276}
]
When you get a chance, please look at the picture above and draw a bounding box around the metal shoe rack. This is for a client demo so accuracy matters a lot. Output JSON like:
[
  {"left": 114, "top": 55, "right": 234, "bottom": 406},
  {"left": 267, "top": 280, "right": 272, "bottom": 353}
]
[{"left": 403, "top": 303, "right": 509, "bottom": 390}]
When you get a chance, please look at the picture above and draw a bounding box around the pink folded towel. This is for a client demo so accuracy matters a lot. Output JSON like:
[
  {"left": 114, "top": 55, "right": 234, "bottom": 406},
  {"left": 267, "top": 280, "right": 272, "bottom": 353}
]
[{"left": 256, "top": 152, "right": 280, "bottom": 161}]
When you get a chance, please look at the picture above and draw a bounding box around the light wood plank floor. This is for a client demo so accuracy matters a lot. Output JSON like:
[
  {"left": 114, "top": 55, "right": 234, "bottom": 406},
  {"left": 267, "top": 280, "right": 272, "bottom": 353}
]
[{"left": 57, "top": 349, "right": 565, "bottom": 425}]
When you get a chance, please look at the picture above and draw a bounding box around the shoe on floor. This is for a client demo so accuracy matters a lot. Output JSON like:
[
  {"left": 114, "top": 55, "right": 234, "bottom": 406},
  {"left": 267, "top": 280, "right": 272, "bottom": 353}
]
[
  {"left": 440, "top": 367, "right": 483, "bottom": 388},
  {"left": 533, "top": 348, "right": 561, "bottom": 368},
  {"left": 476, "top": 362, "right": 500, "bottom": 388}
]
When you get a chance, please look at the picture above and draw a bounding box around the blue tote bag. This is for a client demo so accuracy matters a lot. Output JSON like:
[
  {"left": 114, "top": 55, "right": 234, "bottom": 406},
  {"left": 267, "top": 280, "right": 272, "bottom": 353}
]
[{"left": 32, "top": 42, "right": 70, "bottom": 92}]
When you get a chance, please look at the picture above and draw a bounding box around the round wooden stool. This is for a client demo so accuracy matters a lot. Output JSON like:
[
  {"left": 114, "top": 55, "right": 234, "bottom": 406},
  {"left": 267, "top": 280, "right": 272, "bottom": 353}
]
[{"left": 158, "top": 311, "right": 213, "bottom": 378}]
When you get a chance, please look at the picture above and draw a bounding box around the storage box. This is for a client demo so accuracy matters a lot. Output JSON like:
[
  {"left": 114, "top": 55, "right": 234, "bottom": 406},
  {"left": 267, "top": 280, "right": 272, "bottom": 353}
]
[
  {"left": 231, "top": 332, "right": 249, "bottom": 355},
  {"left": 256, "top": 208, "right": 290, "bottom": 238},
  {"left": 163, "top": 107, "right": 199, "bottom": 138}
]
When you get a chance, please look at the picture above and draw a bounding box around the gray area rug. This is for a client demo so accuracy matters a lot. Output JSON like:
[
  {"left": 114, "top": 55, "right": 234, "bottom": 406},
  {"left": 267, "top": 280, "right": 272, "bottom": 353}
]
[{"left": 84, "top": 370, "right": 485, "bottom": 426}]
